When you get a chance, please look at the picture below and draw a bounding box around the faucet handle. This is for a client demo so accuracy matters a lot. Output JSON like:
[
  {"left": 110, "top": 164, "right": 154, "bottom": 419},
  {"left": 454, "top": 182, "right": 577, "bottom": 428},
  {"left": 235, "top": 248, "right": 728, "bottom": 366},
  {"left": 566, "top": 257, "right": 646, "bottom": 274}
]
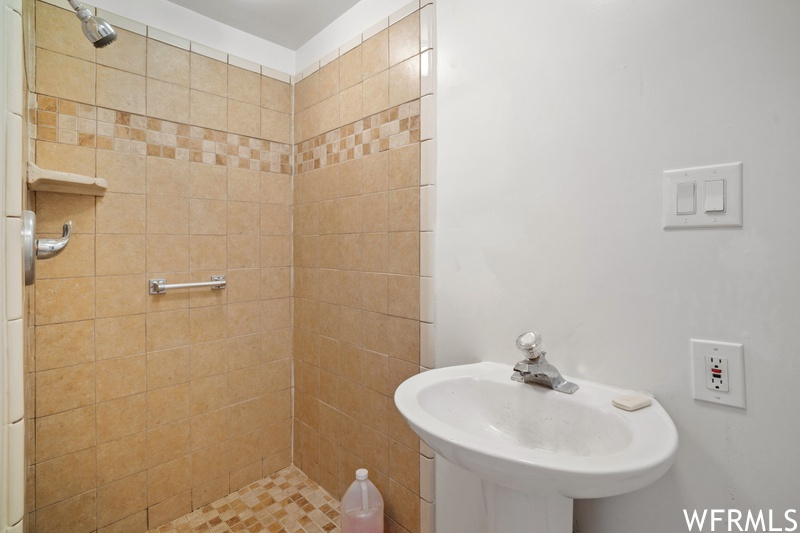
[{"left": 516, "top": 331, "right": 544, "bottom": 360}]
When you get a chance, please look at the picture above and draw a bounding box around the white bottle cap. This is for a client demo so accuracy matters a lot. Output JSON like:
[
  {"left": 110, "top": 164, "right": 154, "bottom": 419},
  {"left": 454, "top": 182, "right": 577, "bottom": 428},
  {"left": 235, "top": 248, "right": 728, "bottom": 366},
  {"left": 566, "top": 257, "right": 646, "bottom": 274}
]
[{"left": 356, "top": 468, "right": 368, "bottom": 480}]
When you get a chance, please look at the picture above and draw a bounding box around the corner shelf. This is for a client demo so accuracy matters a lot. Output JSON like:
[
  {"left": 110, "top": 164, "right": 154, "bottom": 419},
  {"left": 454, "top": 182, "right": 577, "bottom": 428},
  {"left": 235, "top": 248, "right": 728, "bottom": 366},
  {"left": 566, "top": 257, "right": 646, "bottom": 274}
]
[{"left": 27, "top": 162, "right": 108, "bottom": 196}]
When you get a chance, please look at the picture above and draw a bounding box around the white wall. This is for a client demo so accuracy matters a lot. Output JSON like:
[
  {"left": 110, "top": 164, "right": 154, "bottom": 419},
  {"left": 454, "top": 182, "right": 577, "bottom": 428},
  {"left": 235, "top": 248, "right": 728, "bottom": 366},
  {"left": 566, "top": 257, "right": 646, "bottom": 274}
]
[{"left": 435, "top": 1, "right": 800, "bottom": 532}]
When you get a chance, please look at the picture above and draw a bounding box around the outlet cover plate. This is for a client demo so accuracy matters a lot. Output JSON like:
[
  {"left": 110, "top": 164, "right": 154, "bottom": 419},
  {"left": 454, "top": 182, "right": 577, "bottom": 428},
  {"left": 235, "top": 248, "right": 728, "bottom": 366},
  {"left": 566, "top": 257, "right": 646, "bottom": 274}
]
[
  {"left": 691, "top": 339, "right": 746, "bottom": 409},
  {"left": 663, "top": 162, "right": 743, "bottom": 229}
]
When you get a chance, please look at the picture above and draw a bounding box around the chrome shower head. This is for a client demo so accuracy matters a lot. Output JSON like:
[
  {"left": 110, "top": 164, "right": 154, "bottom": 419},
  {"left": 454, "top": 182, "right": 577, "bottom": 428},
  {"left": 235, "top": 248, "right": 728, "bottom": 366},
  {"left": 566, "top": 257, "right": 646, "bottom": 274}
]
[{"left": 68, "top": 0, "right": 117, "bottom": 48}]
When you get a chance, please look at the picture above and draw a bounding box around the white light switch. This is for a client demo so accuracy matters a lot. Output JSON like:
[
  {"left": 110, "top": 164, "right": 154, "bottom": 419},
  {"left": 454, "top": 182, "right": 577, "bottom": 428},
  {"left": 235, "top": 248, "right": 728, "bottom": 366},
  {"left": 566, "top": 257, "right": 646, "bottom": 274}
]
[
  {"left": 676, "top": 181, "right": 696, "bottom": 215},
  {"left": 704, "top": 179, "right": 725, "bottom": 213},
  {"left": 663, "top": 162, "right": 742, "bottom": 229}
]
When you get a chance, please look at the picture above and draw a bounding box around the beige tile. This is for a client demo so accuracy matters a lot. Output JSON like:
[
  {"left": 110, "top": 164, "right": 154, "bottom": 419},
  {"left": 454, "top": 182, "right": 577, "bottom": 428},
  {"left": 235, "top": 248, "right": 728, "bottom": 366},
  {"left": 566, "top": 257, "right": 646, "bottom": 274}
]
[
  {"left": 261, "top": 298, "right": 292, "bottom": 331},
  {"left": 97, "top": 471, "right": 147, "bottom": 528},
  {"left": 96, "top": 315, "right": 145, "bottom": 360},
  {"left": 340, "top": 82, "right": 363, "bottom": 126},
  {"left": 35, "top": 320, "right": 94, "bottom": 371},
  {"left": 147, "top": 346, "right": 190, "bottom": 390},
  {"left": 318, "top": 94, "right": 340, "bottom": 136},
  {"left": 36, "top": 2, "right": 95, "bottom": 62},
  {"left": 362, "top": 192, "right": 388, "bottom": 233},
  {"left": 96, "top": 354, "right": 146, "bottom": 402},
  {"left": 228, "top": 167, "right": 259, "bottom": 202},
  {"left": 145, "top": 236, "right": 189, "bottom": 275},
  {"left": 389, "top": 356, "right": 418, "bottom": 396},
  {"left": 190, "top": 340, "right": 227, "bottom": 379},
  {"left": 260, "top": 236, "right": 292, "bottom": 267},
  {"left": 36, "top": 48, "right": 95, "bottom": 104},
  {"left": 389, "top": 231, "right": 420, "bottom": 275},
  {"left": 226, "top": 301, "right": 260, "bottom": 338},
  {"left": 190, "top": 161, "right": 227, "bottom": 200},
  {"left": 363, "top": 70, "right": 389, "bottom": 117},
  {"left": 319, "top": 58, "right": 340, "bottom": 100},
  {"left": 190, "top": 90, "right": 227, "bottom": 130},
  {"left": 389, "top": 55, "right": 420, "bottom": 108},
  {"left": 146, "top": 309, "right": 190, "bottom": 352},
  {"left": 228, "top": 65, "right": 261, "bottom": 105},
  {"left": 36, "top": 141, "right": 95, "bottom": 177},
  {"left": 189, "top": 198, "right": 227, "bottom": 235},
  {"left": 362, "top": 424, "right": 390, "bottom": 474},
  {"left": 147, "top": 419, "right": 190, "bottom": 468},
  {"left": 189, "top": 235, "right": 226, "bottom": 271},
  {"left": 96, "top": 234, "right": 145, "bottom": 276},
  {"left": 389, "top": 11, "right": 420, "bottom": 66},
  {"left": 97, "top": 28, "right": 147, "bottom": 75},
  {"left": 363, "top": 29, "right": 389, "bottom": 78},
  {"left": 389, "top": 478, "right": 421, "bottom": 533},
  {"left": 363, "top": 150, "right": 389, "bottom": 193},
  {"left": 389, "top": 187, "right": 420, "bottom": 231},
  {"left": 96, "top": 393, "right": 146, "bottom": 444},
  {"left": 36, "top": 447, "right": 96, "bottom": 508},
  {"left": 191, "top": 53, "right": 227, "bottom": 96},
  {"left": 147, "top": 195, "right": 189, "bottom": 235},
  {"left": 96, "top": 433, "right": 146, "bottom": 486},
  {"left": 97, "top": 65, "right": 146, "bottom": 114},
  {"left": 148, "top": 455, "right": 191, "bottom": 505},
  {"left": 226, "top": 268, "right": 260, "bottom": 304},
  {"left": 362, "top": 232, "right": 389, "bottom": 273},
  {"left": 228, "top": 366, "right": 262, "bottom": 404},
  {"left": 96, "top": 150, "right": 146, "bottom": 194},
  {"left": 227, "top": 236, "right": 259, "bottom": 270},
  {"left": 147, "top": 382, "right": 191, "bottom": 428},
  {"left": 228, "top": 396, "right": 262, "bottom": 437},
  {"left": 388, "top": 275, "right": 420, "bottom": 320},
  {"left": 189, "top": 373, "right": 228, "bottom": 415},
  {"left": 294, "top": 71, "right": 319, "bottom": 112},
  {"left": 147, "top": 78, "right": 190, "bottom": 123},
  {"left": 35, "top": 277, "right": 94, "bottom": 325},
  {"left": 148, "top": 39, "right": 190, "bottom": 87},
  {"left": 35, "top": 191, "right": 95, "bottom": 235},
  {"left": 362, "top": 273, "right": 389, "bottom": 314},
  {"left": 36, "top": 491, "right": 96, "bottom": 533},
  {"left": 36, "top": 405, "right": 96, "bottom": 461},
  {"left": 189, "top": 305, "right": 226, "bottom": 343},
  {"left": 191, "top": 441, "right": 229, "bottom": 486},
  {"left": 261, "top": 172, "right": 292, "bottom": 205},
  {"left": 147, "top": 156, "right": 190, "bottom": 197},
  {"left": 340, "top": 45, "right": 363, "bottom": 90},
  {"left": 228, "top": 431, "right": 260, "bottom": 471},
  {"left": 96, "top": 193, "right": 146, "bottom": 234},
  {"left": 192, "top": 475, "right": 229, "bottom": 510},
  {"left": 261, "top": 76, "right": 291, "bottom": 113},
  {"left": 228, "top": 99, "right": 261, "bottom": 137},
  {"left": 260, "top": 267, "right": 291, "bottom": 300},
  {"left": 229, "top": 460, "right": 261, "bottom": 491},
  {"left": 96, "top": 274, "right": 146, "bottom": 317},
  {"left": 260, "top": 204, "right": 292, "bottom": 235},
  {"left": 227, "top": 201, "right": 259, "bottom": 236},
  {"left": 147, "top": 491, "right": 191, "bottom": 529},
  {"left": 97, "top": 510, "right": 147, "bottom": 533},
  {"left": 389, "top": 143, "right": 420, "bottom": 189},
  {"left": 261, "top": 108, "right": 291, "bottom": 144},
  {"left": 36, "top": 233, "right": 94, "bottom": 279},
  {"left": 190, "top": 407, "right": 229, "bottom": 451}
]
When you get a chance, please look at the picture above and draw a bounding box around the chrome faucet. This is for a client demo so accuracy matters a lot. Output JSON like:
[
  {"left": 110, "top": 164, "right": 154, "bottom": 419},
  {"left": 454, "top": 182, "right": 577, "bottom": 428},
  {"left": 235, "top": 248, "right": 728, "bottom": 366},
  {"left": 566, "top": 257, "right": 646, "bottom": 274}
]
[{"left": 510, "top": 331, "right": 579, "bottom": 394}]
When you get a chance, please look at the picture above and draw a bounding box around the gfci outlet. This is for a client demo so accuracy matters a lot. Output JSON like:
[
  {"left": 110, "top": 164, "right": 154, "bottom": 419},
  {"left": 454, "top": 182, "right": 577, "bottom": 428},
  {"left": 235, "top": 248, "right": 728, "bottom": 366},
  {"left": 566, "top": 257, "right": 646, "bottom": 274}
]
[{"left": 691, "top": 339, "right": 746, "bottom": 409}]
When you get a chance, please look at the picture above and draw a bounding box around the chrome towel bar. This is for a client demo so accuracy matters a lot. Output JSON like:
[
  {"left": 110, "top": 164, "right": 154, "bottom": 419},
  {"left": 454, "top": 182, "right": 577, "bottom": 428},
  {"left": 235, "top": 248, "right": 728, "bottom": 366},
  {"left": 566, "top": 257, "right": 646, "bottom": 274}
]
[{"left": 149, "top": 276, "right": 226, "bottom": 295}]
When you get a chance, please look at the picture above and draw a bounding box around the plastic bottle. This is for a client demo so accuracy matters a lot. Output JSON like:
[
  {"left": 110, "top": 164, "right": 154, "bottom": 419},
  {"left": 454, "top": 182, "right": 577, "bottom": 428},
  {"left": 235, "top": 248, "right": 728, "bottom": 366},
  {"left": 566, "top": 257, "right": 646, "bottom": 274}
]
[{"left": 340, "top": 468, "right": 384, "bottom": 533}]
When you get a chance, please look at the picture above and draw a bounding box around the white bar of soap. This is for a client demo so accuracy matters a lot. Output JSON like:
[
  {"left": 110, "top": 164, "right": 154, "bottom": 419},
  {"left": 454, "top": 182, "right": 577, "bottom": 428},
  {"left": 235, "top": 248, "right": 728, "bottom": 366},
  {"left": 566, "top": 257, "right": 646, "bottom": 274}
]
[{"left": 612, "top": 395, "right": 652, "bottom": 411}]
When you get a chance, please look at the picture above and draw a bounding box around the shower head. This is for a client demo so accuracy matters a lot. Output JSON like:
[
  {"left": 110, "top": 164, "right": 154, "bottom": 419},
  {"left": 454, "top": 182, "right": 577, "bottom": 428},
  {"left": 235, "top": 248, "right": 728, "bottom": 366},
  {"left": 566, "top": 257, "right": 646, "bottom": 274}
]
[{"left": 67, "top": 0, "right": 117, "bottom": 48}]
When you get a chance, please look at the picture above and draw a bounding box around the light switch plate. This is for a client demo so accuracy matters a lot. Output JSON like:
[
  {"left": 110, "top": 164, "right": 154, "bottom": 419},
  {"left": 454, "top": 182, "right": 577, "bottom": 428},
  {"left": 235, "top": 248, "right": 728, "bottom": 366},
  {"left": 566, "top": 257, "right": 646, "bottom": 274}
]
[{"left": 663, "top": 162, "right": 742, "bottom": 229}]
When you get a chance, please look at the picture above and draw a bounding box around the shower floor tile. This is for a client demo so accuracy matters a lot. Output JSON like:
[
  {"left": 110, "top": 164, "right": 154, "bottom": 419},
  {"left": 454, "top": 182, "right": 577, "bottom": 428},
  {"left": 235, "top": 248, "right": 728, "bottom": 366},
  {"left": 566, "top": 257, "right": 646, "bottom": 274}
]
[{"left": 149, "top": 466, "right": 341, "bottom": 533}]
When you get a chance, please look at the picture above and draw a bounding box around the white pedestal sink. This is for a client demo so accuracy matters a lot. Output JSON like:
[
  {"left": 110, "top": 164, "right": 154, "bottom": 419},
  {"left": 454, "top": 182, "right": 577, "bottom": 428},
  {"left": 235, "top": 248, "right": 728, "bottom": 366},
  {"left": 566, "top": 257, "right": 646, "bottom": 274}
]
[{"left": 394, "top": 362, "right": 679, "bottom": 533}]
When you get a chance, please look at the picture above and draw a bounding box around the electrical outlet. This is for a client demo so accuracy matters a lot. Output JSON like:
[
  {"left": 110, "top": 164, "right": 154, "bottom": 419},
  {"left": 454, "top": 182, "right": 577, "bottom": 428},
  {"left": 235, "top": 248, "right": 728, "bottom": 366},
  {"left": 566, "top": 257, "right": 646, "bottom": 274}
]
[
  {"left": 691, "top": 339, "right": 746, "bottom": 409},
  {"left": 705, "top": 355, "right": 729, "bottom": 392}
]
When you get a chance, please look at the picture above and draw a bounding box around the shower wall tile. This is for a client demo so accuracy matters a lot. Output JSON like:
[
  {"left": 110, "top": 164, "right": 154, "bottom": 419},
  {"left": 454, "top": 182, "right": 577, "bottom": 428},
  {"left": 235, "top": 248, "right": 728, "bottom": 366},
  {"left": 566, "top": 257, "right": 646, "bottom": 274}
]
[
  {"left": 35, "top": 1, "right": 94, "bottom": 62},
  {"left": 147, "top": 39, "right": 190, "bottom": 87},
  {"left": 190, "top": 53, "right": 228, "bottom": 97},
  {"left": 390, "top": 10, "right": 420, "bottom": 66},
  {"left": 96, "top": 28, "right": 146, "bottom": 75},
  {"left": 146, "top": 78, "right": 190, "bottom": 124},
  {"left": 35, "top": 48, "right": 95, "bottom": 104}
]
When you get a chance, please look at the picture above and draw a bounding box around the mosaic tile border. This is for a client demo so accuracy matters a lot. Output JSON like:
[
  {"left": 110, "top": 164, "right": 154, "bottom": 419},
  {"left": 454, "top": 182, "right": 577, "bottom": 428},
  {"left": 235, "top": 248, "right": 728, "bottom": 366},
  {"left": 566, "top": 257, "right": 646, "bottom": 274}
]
[
  {"left": 294, "top": 100, "right": 421, "bottom": 175},
  {"left": 33, "top": 95, "right": 293, "bottom": 174}
]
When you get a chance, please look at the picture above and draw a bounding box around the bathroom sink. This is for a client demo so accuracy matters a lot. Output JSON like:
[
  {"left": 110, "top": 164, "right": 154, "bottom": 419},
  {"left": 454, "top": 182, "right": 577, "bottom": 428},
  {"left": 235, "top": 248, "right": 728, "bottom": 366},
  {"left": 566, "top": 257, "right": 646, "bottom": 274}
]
[{"left": 394, "top": 362, "right": 678, "bottom": 532}]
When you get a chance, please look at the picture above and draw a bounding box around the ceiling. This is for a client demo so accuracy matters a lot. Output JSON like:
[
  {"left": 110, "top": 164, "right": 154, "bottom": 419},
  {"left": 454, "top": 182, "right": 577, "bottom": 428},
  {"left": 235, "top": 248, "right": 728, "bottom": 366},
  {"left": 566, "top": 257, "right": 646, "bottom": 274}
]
[{"left": 165, "top": 0, "right": 363, "bottom": 51}]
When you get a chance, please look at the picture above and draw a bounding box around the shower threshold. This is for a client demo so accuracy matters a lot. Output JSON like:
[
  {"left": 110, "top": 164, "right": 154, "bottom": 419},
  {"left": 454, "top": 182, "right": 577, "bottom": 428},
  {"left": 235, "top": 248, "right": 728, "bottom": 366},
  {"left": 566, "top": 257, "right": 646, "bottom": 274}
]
[{"left": 148, "top": 466, "right": 340, "bottom": 533}]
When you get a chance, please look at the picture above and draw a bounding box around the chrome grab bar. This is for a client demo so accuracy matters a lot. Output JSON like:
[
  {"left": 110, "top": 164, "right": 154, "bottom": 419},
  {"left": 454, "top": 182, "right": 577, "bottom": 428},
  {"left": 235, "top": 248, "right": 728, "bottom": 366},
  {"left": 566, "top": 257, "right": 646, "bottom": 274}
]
[{"left": 149, "top": 276, "right": 226, "bottom": 295}]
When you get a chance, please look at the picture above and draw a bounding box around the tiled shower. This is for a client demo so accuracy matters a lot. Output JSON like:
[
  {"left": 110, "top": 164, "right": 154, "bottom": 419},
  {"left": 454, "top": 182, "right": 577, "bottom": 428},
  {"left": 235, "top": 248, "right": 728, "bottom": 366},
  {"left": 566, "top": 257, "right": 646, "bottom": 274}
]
[{"left": 6, "top": 0, "right": 438, "bottom": 532}]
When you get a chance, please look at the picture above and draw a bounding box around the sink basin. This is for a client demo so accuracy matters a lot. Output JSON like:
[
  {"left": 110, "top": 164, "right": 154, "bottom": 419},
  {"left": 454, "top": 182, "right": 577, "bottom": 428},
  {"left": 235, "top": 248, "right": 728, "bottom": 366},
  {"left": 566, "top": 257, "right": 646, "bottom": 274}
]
[{"left": 394, "top": 362, "right": 678, "bottom": 532}]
